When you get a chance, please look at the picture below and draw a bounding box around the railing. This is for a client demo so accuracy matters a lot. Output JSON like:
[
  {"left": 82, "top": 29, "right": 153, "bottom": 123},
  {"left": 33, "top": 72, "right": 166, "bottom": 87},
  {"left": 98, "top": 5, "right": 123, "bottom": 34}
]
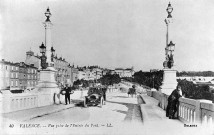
[
  {"left": 178, "top": 98, "right": 200, "bottom": 123},
  {"left": 0, "top": 89, "right": 88, "bottom": 113},
  {"left": 1, "top": 93, "right": 38, "bottom": 113},
  {"left": 201, "top": 102, "right": 214, "bottom": 129},
  {"left": 146, "top": 90, "right": 214, "bottom": 132}
]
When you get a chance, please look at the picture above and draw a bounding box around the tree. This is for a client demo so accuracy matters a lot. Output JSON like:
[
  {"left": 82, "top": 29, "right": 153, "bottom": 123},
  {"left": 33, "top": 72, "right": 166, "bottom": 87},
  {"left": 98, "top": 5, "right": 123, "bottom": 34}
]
[
  {"left": 99, "top": 74, "right": 121, "bottom": 86},
  {"left": 133, "top": 70, "right": 163, "bottom": 90},
  {"left": 177, "top": 79, "right": 214, "bottom": 102}
]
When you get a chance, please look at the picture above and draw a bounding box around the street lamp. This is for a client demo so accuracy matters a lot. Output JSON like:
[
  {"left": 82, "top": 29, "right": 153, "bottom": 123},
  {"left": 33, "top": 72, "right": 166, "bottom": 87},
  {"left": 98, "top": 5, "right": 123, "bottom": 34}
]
[
  {"left": 166, "top": 2, "right": 173, "bottom": 18},
  {"left": 45, "top": 7, "right": 52, "bottom": 22},
  {"left": 39, "top": 42, "right": 47, "bottom": 69},
  {"left": 167, "top": 41, "right": 175, "bottom": 55},
  {"left": 51, "top": 46, "right": 55, "bottom": 62},
  {"left": 167, "top": 41, "right": 175, "bottom": 68},
  {"left": 39, "top": 42, "right": 46, "bottom": 55}
]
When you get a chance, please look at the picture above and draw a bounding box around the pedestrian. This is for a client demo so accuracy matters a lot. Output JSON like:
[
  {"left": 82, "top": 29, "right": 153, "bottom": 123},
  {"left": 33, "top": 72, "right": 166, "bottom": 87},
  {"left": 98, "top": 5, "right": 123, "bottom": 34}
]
[
  {"left": 166, "top": 85, "right": 182, "bottom": 119},
  {"left": 128, "top": 85, "right": 136, "bottom": 98},
  {"left": 102, "top": 85, "right": 107, "bottom": 105},
  {"left": 63, "top": 84, "right": 71, "bottom": 105}
]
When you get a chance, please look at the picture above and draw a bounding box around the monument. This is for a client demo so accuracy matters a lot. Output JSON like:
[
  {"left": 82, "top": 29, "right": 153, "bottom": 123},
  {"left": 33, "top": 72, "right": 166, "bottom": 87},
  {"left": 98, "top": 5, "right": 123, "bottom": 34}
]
[
  {"left": 36, "top": 7, "right": 60, "bottom": 106},
  {"left": 160, "top": 2, "right": 177, "bottom": 95}
]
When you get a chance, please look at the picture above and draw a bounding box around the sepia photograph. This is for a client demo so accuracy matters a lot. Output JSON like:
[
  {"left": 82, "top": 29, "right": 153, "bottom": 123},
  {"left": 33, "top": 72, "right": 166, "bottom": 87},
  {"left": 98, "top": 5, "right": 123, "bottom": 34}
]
[{"left": 0, "top": 0, "right": 214, "bottom": 135}]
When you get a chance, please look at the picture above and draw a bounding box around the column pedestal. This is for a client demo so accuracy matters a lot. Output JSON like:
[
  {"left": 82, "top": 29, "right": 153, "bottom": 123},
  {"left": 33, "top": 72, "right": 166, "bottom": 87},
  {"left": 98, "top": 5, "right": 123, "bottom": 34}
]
[
  {"left": 160, "top": 68, "right": 177, "bottom": 95},
  {"left": 36, "top": 67, "right": 61, "bottom": 107}
]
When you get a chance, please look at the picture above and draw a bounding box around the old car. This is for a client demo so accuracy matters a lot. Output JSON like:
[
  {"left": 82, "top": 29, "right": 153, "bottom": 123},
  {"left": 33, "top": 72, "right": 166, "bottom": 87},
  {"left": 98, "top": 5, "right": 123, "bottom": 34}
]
[{"left": 83, "top": 86, "right": 107, "bottom": 108}]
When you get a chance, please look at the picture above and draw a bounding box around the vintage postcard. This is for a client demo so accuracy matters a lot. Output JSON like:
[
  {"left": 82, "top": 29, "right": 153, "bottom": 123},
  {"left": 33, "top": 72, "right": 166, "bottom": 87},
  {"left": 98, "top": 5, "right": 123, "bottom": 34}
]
[{"left": 0, "top": 0, "right": 213, "bottom": 135}]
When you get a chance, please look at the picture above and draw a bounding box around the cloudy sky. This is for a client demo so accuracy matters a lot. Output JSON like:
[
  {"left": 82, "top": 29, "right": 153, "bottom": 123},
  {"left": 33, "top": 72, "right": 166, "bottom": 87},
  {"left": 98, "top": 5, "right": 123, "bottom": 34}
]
[{"left": 1, "top": 0, "right": 214, "bottom": 71}]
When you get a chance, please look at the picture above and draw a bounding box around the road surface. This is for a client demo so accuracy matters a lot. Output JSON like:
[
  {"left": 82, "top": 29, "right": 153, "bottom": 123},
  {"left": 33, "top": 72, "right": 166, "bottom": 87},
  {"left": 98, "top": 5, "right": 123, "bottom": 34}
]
[{"left": 24, "top": 92, "right": 144, "bottom": 135}]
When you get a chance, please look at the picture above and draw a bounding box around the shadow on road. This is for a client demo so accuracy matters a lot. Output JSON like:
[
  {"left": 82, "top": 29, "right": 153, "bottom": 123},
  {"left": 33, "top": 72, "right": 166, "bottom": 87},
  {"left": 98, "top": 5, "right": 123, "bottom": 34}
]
[
  {"left": 112, "top": 96, "right": 129, "bottom": 98},
  {"left": 107, "top": 100, "right": 136, "bottom": 122}
]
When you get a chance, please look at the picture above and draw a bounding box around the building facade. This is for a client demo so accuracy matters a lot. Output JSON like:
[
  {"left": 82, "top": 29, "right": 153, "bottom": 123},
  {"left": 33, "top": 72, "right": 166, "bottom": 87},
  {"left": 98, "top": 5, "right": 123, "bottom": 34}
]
[
  {"left": 114, "top": 67, "right": 134, "bottom": 78},
  {"left": 0, "top": 59, "right": 38, "bottom": 90},
  {"left": 25, "top": 50, "right": 74, "bottom": 86}
]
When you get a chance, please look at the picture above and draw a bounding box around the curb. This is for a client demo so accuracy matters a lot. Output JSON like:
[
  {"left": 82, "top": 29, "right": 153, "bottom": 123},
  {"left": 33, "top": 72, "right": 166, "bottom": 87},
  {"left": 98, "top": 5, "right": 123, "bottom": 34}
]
[{"left": 24, "top": 104, "right": 75, "bottom": 121}]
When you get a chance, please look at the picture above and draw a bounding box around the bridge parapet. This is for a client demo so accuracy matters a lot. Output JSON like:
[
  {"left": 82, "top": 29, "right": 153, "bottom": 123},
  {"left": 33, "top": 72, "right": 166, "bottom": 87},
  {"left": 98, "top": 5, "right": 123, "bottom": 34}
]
[
  {"left": 146, "top": 90, "right": 214, "bottom": 132},
  {"left": 0, "top": 90, "right": 87, "bottom": 113}
]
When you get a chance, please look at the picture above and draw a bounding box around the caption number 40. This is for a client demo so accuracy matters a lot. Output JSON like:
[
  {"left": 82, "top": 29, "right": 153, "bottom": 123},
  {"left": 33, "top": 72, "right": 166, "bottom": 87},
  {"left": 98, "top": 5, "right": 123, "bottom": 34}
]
[{"left": 9, "top": 124, "right": 14, "bottom": 128}]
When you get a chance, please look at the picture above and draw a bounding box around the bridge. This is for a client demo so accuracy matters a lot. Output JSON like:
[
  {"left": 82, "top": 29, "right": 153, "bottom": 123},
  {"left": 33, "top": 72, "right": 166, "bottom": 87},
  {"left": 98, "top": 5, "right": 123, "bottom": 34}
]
[{"left": 0, "top": 82, "right": 213, "bottom": 135}]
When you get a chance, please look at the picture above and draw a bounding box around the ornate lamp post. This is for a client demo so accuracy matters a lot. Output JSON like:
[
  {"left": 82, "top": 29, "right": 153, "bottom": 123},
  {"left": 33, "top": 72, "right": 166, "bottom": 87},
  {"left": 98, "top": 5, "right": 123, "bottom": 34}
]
[
  {"left": 36, "top": 7, "right": 60, "bottom": 106},
  {"left": 164, "top": 2, "right": 174, "bottom": 69},
  {"left": 160, "top": 2, "right": 177, "bottom": 95},
  {"left": 43, "top": 7, "right": 53, "bottom": 67}
]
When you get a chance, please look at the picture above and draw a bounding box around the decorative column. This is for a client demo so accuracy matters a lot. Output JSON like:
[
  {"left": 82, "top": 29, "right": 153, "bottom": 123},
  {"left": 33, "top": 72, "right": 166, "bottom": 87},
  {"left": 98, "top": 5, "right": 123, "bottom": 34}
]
[
  {"left": 43, "top": 7, "right": 54, "bottom": 68},
  {"left": 36, "top": 8, "right": 61, "bottom": 107},
  {"left": 160, "top": 2, "right": 177, "bottom": 95}
]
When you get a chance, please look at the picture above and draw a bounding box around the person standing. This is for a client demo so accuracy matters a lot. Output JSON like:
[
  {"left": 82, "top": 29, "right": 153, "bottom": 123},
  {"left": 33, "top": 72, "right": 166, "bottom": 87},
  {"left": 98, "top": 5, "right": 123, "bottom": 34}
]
[
  {"left": 64, "top": 84, "right": 71, "bottom": 105},
  {"left": 166, "top": 85, "right": 182, "bottom": 119}
]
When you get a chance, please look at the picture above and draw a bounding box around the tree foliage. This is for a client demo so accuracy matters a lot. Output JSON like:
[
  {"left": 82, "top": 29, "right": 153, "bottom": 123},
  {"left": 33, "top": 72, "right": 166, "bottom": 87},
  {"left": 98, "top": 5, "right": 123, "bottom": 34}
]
[
  {"left": 99, "top": 74, "right": 121, "bottom": 86},
  {"left": 132, "top": 70, "right": 163, "bottom": 90},
  {"left": 177, "top": 71, "right": 214, "bottom": 77},
  {"left": 177, "top": 79, "right": 214, "bottom": 102}
]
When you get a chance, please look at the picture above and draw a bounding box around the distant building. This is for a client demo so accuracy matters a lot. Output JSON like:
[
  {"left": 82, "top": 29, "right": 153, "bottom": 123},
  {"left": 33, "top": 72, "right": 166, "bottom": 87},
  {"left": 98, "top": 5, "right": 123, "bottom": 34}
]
[
  {"left": 16, "top": 62, "right": 38, "bottom": 89},
  {"left": 25, "top": 49, "right": 72, "bottom": 86},
  {"left": 0, "top": 59, "right": 12, "bottom": 89},
  {"left": 70, "top": 67, "right": 78, "bottom": 83},
  {"left": 0, "top": 59, "right": 38, "bottom": 90},
  {"left": 177, "top": 76, "right": 214, "bottom": 82},
  {"left": 114, "top": 67, "right": 134, "bottom": 78}
]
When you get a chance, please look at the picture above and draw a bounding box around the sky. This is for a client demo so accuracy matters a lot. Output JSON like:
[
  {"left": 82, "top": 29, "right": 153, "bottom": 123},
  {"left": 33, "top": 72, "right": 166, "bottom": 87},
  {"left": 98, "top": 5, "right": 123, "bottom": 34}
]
[{"left": 1, "top": 0, "right": 214, "bottom": 72}]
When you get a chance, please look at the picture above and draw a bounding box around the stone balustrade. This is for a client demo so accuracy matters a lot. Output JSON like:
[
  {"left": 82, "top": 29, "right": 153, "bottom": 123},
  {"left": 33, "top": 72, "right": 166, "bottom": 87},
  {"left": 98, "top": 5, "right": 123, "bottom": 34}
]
[
  {"left": 0, "top": 90, "right": 88, "bottom": 114},
  {"left": 178, "top": 98, "right": 200, "bottom": 123},
  {"left": 200, "top": 102, "right": 214, "bottom": 130},
  {"left": 146, "top": 90, "right": 214, "bottom": 130},
  {"left": 1, "top": 93, "right": 38, "bottom": 113}
]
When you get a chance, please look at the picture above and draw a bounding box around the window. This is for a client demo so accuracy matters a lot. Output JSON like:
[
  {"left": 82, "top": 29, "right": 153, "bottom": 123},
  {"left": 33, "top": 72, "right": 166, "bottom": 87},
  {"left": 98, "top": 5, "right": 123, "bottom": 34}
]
[
  {"left": 11, "top": 81, "right": 13, "bottom": 87},
  {"left": 16, "top": 81, "right": 18, "bottom": 86},
  {"left": 5, "top": 66, "right": 7, "bottom": 70}
]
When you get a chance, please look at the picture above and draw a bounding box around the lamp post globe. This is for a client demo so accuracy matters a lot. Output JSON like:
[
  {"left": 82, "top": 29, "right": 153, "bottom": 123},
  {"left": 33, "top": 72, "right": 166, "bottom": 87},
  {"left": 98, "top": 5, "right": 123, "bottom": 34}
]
[
  {"left": 45, "top": 7, "right": 52, "bottom": 22},
  {"left": 166, "top": 2, "right": 173, "bottom": 18}
]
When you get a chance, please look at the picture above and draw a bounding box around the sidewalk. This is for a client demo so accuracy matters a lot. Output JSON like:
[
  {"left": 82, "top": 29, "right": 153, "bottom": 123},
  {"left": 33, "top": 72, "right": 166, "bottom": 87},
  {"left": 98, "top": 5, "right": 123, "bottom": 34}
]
[{"left": 1, "top": 103, "right": 75, "bottom": 122}]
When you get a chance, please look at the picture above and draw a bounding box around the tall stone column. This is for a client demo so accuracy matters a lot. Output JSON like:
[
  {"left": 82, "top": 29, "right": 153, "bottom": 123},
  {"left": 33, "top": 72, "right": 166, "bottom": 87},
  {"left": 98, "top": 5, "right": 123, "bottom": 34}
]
[
  {"left": 160, "top": 2, "right": 177, "bottom": 95},
  {"left": 43, "top": 7, "right": 54, "bottom": 68},
  {"left": 36, "top": 8, "right": 61, "bottom": 106}
]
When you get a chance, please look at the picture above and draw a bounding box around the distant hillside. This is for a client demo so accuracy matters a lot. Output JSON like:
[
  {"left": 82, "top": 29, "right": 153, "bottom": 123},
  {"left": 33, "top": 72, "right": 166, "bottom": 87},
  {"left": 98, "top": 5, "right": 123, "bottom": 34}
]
[{"left": 177, "top": 71, "right": 214, "bottom": 77}]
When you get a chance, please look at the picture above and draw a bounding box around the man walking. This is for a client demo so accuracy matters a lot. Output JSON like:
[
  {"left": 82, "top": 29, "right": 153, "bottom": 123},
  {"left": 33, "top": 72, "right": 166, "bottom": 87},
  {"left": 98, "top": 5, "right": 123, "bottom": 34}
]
[{"left": 64, "top": 84, "right": 71, "bottom": 105}]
